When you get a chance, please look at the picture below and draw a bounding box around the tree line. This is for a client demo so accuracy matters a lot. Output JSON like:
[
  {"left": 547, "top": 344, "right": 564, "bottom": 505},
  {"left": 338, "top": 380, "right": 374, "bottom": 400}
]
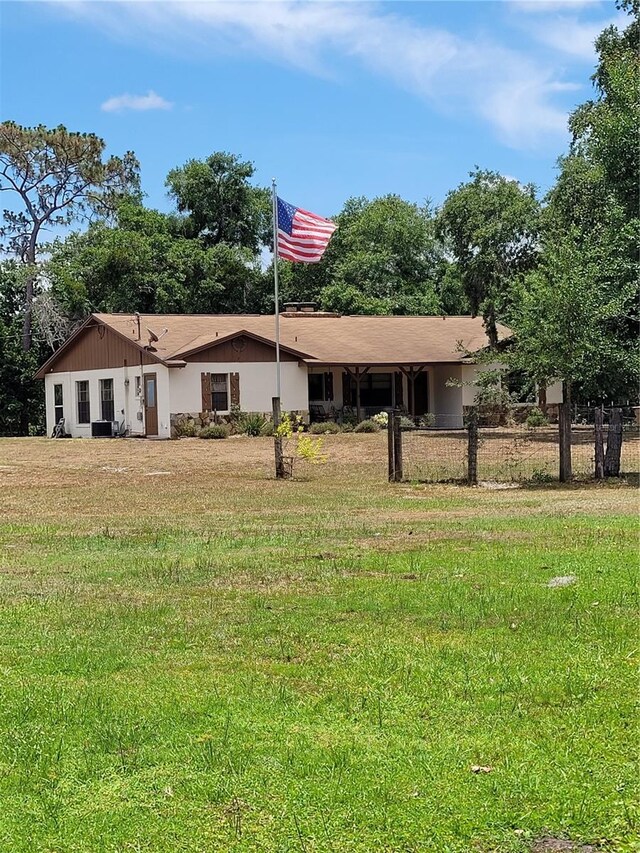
[{"left": 0, "top": 0, "right": 637, "bottom": 436}]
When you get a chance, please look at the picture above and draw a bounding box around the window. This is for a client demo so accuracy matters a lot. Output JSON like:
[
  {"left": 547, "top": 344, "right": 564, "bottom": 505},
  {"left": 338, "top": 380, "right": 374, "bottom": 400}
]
[
  {"left": 308, "top": 372, "right": 333, "bottom": 402},
  {"left": 345, "top": 373, "right": 393, "bottom": 407},
  {"left": 76, "top": 381, "right": 90, "bottom": 423},
  {"left": 100, "top": 378, "right": 114, "bottom": 422},
  {"left": 134, "top": 375, "right": 142, "bottom": 397},
  {"left": 145, "top": 376, "right": 156, "bottom": 407},
  {"left": 211, "top": 373, "right": 228, "bottom": 411},
  {"left": 308, "top": 373, "right": 324, "bottom": 401},
  {"left": 54, "top": 384, "right": 64, "bottom": 425}
]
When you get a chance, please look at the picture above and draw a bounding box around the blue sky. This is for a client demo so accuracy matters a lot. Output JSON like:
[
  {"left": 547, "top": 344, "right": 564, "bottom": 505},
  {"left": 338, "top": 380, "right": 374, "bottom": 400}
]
[{"left": 0, "top": 0, "right": 625, "bottom": 217}]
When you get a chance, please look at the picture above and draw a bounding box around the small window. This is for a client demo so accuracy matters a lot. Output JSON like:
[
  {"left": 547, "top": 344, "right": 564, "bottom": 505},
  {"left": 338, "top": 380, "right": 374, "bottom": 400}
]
[
  {"left": 308, "top": 372, "right": 334, "bottom": 402},
  {"left": 145, "top": 377, "right": 156, "bottom": 408},
  {"left": 54, "top": 384, "right": 64, "bottom": 425},
  {"left": 76, "top": 381, "right": 90, "bottom": 424},
  {"left": 211, "top": 373, "right": 228, "bottom": 411},
  {"left": 100, "top": 378, "right": 114, "bottom": 422},
  {"left": 134, "top": 376, "right": 142, "bottom": 397},
  {"left": 308, "top": 373, "right": 324, "bottom": 401}
]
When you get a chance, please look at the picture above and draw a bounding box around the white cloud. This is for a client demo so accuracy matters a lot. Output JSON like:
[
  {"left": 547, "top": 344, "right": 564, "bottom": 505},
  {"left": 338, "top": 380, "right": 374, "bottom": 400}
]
[
  {"left": 100, "top": 90, "right": 173, "bottom": 113},
  {"left": 510, "top": 0, "right": 602, "bottom": 13},
  {"left": 62, "top": 1, "right": 586, "bottom": 149},
  {"left": 525, "top": 11, "right": 629, "bottom": 60}
]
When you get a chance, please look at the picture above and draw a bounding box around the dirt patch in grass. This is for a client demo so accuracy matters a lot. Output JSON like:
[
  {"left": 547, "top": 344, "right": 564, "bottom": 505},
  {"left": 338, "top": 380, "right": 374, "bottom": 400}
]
[{"left": 531, "top": 838, "right": 599, "bottom": 852}]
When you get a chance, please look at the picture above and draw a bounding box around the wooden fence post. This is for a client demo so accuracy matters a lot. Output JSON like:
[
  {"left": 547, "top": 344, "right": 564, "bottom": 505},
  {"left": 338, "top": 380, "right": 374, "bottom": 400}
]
[
  {"left": 604, "top": 407, "right": 623, "bottom": 477},
  {"left": 558, "top": 381, "right": 572, "bottom": 482},
  {"left": 393, "top": 408, "right": 403, "bottom": 482},
  {"left": 467, "top": 407, "right": 478, "bottom": 486},
  {"left": 388, "top": 409, "right": 395, "bottom": 482},
  {"left": 594, "top": 406, "right": 605, "bottom": 480},
  {"left": 272, "top": 396, "right": 285, "bottom": 479}
]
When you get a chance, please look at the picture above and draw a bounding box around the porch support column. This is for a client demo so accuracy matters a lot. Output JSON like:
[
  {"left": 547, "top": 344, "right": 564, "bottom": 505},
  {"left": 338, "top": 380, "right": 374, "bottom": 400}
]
[
  {"left": 399, "top": 366, "right": 426, "bottom": 418},
  {"left": 409, "top": 367, "right": 416, "bottom": 417},
  {"left": 344, "top": 366, "right": 369, "bottom": 423}
]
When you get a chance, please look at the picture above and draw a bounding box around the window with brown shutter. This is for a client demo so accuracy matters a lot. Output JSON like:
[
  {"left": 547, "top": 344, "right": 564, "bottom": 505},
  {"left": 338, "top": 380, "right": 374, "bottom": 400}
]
[{"left": 211, "top": 373, "right": 228, "bottom": 411}]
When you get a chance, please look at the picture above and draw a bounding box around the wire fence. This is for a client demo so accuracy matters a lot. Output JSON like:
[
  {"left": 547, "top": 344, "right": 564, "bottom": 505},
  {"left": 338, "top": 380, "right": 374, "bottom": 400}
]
[{"left": 389, "top": 415, "right": 640, "bottom": 485}]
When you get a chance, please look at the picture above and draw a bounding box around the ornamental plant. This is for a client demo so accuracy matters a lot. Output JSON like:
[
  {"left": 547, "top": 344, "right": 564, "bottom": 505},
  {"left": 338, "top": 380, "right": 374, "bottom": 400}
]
[{"left": 275, "top": 413, "right": 327, "bottom": 468}]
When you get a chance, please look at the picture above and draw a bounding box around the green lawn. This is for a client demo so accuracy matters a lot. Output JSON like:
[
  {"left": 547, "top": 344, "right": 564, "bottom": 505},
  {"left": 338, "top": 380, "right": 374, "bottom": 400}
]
[{"left": 0, "top": 436, "right": 637, "bottom": 852}]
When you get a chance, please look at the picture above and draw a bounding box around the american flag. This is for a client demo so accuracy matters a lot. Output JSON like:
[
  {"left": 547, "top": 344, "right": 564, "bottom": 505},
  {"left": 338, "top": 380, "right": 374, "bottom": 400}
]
[{"left": 276, "top": 196, "right": 336, "bottom": 263}]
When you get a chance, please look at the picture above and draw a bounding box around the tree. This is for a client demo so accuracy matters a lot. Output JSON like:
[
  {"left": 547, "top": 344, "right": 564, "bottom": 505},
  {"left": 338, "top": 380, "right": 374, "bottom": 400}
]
[
  {"left": 511, "top": 1, "right": 639, "bottom": 476},
  {"left": 0, "top": 122, "right": 139, "bottom": 350},
  {"left": 511, "top": 237, "right": 636, "bottom": 401},
  {"left": 437, "top": 169, "right": 540, "bottom": 347},
  {"left": 166, "top": 152, "right": 270, "bottom": 252},
  {"left": 0, "top": 262, "right": 48, "bottom": 434},
  {"left": 524, "top": 0, "right": 639, "bottom": 404},
  {"left": 281, "top": 195, "right": 450, "bottom": 316},
  {"left": 47, "top": 201, "right": 263, "bottom": 316}
]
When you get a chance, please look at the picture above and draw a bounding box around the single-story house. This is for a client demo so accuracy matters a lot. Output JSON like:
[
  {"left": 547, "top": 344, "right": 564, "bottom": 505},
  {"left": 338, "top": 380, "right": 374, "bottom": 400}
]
[{"left": 36, "top": 305, "right": 561, "bottom": 438}]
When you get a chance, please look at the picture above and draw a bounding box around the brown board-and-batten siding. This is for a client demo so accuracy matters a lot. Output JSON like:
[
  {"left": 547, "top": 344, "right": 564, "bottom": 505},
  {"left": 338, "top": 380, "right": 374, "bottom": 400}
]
[
  {"left": 184, "top": 335, "right": 298, "bottom": 364},
  {"left": 38, "top": 323, "right": 157, "bottom": 375}
]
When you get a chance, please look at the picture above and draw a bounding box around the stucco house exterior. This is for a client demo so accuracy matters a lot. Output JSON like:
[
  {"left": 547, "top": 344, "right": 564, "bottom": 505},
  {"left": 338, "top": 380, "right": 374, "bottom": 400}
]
[{"left": 36, "top": 306, "right": 560, "bottom": 439}]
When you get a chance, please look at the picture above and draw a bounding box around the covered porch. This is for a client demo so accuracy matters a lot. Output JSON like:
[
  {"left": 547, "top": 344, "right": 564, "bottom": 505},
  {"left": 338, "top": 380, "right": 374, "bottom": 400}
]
[{"left": 307, "top": 364, "right": 468, "bottom": 429}]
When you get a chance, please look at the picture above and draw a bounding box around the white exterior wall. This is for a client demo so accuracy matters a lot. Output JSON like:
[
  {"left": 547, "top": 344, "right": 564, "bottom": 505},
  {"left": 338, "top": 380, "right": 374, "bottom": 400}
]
[
  {"left": 44, "top": 365, "right": 172, "bottom": 439},
  {"left": 546, "top": 381, "right": 563, "bottom": 405},
  {"left": 169, "top": 361, "right": 309, "bottom": 416},
  {"left": 430, "top": 365, "right": 464, "bottom": 427}
]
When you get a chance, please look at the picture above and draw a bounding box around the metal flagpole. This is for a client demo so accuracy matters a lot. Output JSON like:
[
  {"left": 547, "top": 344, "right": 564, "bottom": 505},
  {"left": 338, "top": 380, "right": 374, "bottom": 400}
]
[{"left": 271, "top": 178, "right": 281, "bottom": 400}]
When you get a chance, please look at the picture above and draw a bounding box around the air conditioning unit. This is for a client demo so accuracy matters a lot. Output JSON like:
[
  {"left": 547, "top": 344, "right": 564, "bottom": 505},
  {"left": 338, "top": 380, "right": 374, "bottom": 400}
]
[{"left": 91, "top": 420, "right": 118, "bottom": 438}]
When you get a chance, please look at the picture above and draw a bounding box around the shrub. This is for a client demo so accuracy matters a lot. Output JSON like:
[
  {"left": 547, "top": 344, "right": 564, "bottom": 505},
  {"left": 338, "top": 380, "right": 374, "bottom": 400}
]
[
  {"left": 420, "top": 412, "right": 436, "bottom": 428},
  {"left": 228, "top": 404, "right": 242, "bottom": 427},
  {"left": 371, "top": 411, "right": 389, "bottom": 427},
  {"left": 341, "top": 423, "right": 354, "bottom": 433},
  {"left": 526, "top": 407, "right": 548, "bottom": 428},
  {"left": 399, "top": 416, "right": 416, "bottom": 430},
  {"left": 173, "top": 418, "right": 199, "bottom": 438},
  {"left": 310, "top": 422, "right": 340, "bottom": 435},
  {"left": 341, "top": 409, "right": 358, "bottom": 427},
  {"left": 199, "top": 424, "right": 230, "bottom": 440},
  {"left": 237, "top": 412, "right": 268, "bottom": 436},
  {"left": 354, "top": 419, "right": 380, "bottom": 433},
  {"left": 259, "top": 420, "right": 274, "bottom": 437}
]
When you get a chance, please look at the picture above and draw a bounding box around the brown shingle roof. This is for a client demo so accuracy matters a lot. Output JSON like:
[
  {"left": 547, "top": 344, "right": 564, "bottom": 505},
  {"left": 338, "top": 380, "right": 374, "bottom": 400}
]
[{"left": 92, "top": 312, "right": 510, "bottom": 365}]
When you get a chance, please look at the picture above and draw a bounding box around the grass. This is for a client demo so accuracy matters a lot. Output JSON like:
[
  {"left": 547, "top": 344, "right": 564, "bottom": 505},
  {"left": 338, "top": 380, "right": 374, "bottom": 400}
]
[{"left": 0, "top": 435, "right": 637, "bottom": 853}]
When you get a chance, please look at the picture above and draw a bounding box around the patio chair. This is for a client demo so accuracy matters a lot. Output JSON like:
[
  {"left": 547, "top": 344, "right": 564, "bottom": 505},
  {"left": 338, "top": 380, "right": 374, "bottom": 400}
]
[{"left": 309, "top": 404, "right": 329, "bottom": 422}]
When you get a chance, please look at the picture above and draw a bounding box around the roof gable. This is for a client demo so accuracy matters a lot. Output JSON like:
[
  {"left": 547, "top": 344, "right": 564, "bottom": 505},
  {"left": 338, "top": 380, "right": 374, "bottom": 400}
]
[
  {"left": 177, "top": 329, "right": 311, "bottom": 362},
  {"left": 34, "top": 316, "right": 162, "bottom": 379}
]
